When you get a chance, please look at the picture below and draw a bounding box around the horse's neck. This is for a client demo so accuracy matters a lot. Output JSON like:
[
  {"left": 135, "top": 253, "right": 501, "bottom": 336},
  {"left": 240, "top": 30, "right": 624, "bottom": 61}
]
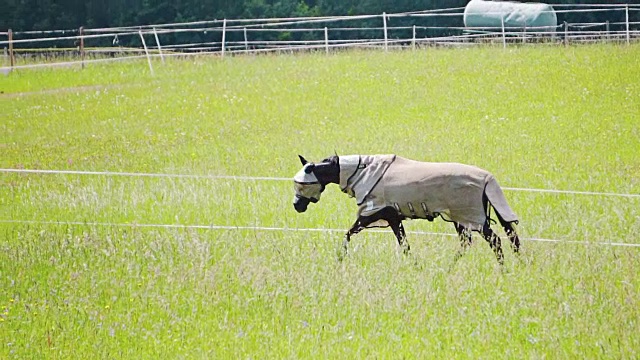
[{"left": 315, "top": 163, "right": 340, "bottom": 186}]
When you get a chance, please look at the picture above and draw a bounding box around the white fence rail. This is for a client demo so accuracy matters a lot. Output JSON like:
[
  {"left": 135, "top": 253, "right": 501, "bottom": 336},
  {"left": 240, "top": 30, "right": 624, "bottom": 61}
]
[
  {"left": 2, "top": 168, "right": 639, "bottom": 199},
  {"left": 2, "top": 168, "right": 639, "bottom": 247},
  {"left": 1, "top": 4, "right": 640, "bottom": 72},
  {"left": 3, "top": 219, "right": 640, "bottom": 248}
]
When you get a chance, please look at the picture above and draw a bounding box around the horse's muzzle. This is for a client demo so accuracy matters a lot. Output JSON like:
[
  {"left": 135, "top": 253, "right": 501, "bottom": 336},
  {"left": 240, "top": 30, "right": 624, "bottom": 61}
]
[{"left": 293, "top": 196, "right": 310, "bottom": 213}]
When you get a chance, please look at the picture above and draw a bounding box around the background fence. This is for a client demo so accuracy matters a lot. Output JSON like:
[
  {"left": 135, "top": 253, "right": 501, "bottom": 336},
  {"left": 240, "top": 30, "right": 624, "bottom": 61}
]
[{"left": 1, "top": 4, "right": 639, "bottom": 72}]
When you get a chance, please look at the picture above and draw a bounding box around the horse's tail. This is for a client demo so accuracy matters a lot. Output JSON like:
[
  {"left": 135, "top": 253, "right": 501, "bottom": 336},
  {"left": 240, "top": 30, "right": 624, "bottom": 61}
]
[{"left": 484, "top": 175, "right": 518, "bottom": 226}]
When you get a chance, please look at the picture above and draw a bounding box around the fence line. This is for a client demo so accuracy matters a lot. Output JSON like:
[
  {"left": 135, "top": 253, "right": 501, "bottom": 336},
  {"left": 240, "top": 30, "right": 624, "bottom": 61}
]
[
  {"left": 0, "top": 54, "right": 151, "bottom": 70},
  {"left": 0, "top": 8, "right": 624, "bottom": 38},
  {"left": 4, "top": 4, "right": 631, "bottom": 35},
  {"left": 80, "top": 8, "right": 467, "bottom": 34},
  {"left": 554, "top": 7, "right": 628, "bottom": 14},
  {"left": 3, "top": 30, "right": 637, "bottom": 72},
  {"left": 1, "top": 168, "right": 639, "bottom": 199},
  {"left": 0, "top": 168, "right": 289, "bottom": 181},
  {"left": 2, "top": 4, "right": 639, "bottom": 72},
  {"left": 2, "top": 21, "right": 637, "bottom": 47},
  {"left": 2, "top": 219, "right": 639, "bottom": 248}
]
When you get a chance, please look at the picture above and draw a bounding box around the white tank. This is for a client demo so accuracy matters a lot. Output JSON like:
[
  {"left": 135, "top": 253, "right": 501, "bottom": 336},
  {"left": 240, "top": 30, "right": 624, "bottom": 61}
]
[{"left": 464, "top": 0, "right": 558, "bottom": 32}]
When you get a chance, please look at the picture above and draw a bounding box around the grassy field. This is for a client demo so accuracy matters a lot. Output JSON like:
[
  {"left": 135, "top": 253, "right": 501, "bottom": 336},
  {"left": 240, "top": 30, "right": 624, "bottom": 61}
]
[{"left": 1, "top": 45, "right": 639, "bottom": 358}]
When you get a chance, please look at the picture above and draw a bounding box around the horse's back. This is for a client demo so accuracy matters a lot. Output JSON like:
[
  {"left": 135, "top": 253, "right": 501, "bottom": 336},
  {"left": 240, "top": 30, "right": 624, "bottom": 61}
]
[
  {"left": 385, "top": 156, "right": 491, "bottom": 190},
  {"left": 377, "top": 157, "right": 498, "bottom": 228}
]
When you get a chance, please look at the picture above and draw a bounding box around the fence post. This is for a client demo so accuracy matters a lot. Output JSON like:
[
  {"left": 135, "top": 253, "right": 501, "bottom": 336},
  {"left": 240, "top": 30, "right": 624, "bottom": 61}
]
[
  {"left": 382, "top": 12, "right": 388, "bottom": 52},
  {"left": 243, "top": 27, "right": 248, "bottom": 52},
  {"left": 153, "top": 27, "right": 164, "bottom": 63},
  {"left": 625, "top": 5, "right": 630, "bottom": 45},
  {"left": 8, "top": 29, "right": 14, "bottom": 69},
  {"left": 79, "top": 26, "right": 85, "bottom": 69},
  {"left": 501, "top": 17, "right": 506, "bottom": 48},
  {"left": 138, "top": 30, "right": 154, "bottom": 76},
  {"left": 523, "top": 21, "right": 526, "bottom": 44},
  {"left": 412, "top": 25, "right": 416, "bottom": 50},
  {"left": 564, "top": 21, "right": 568, "bottom": 46},
  {"left": 221, "top": 19, "right": 227, "bottom": 57},
  {"left": 606, "top": 21, "right": 610, "bottom": 42},
  {"left": 324, "top": 27, "right": 329, "bottom": 54}
]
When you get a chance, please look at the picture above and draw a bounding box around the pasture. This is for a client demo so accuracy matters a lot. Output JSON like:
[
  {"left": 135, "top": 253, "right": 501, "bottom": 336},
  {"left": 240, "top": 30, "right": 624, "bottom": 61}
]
[{"left": 1, "top": 45, "right": 640, "bottom": 358}]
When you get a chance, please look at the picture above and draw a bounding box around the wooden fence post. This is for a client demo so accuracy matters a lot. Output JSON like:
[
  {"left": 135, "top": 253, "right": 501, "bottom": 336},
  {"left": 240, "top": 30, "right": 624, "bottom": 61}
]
[
  {"left": 324, "top": 27, "right": 329, "bottom": 54},
  {"left": 564, "top": 21, "right": 568, "bottom": 46},
  {"left": 138, "top": 30, "right": 154, "bottom": 76},
  {"left": 501, "top": 17, "right": 506, "bottom": 48},
  {"left": 412, "top": 25, "right": 416, "bottom": 50},
  {"left": 382, "top": 12, "right": 388, "bottom": 52},
  {"left": 79, "top": 26, "right": 85, "bottom": 69},
  {"left": 221, "top": 19, "right": 227, "bottom": 57},
  {"left": 243, "top": 27, "right": 248, "bottom": 52},
  {"left": 625, "top": 5, "right": 630, "bottom": 45},
  {"left": 8, "top": 29, "right": 14, "bottom": 68},
  {"left": 152, "top": 27, "right": 164, "bottom": 63}
]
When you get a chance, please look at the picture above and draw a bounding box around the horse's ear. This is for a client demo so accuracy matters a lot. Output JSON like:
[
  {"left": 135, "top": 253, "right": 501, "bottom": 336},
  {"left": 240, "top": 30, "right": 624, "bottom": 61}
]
[{"left": 298, "top": 155, "right": 308, "bottom": 166}]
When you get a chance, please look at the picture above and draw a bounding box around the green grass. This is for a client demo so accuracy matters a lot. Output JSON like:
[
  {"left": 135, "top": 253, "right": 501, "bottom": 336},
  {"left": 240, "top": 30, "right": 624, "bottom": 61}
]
[{"left": 1, "top": 45, "right": 640, "bottom": 358}]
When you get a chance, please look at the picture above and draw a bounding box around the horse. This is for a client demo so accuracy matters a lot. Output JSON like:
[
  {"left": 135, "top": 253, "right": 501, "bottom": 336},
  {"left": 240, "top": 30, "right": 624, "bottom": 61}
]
[{"left": 293, "top": 154, "right": 521, "bottom": 264}]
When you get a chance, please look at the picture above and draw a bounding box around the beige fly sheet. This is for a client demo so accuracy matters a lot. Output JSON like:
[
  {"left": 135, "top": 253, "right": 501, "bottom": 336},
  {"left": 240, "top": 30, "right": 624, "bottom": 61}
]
[{"left": 339, "top": 155, "right": 518, "bottom": 231}]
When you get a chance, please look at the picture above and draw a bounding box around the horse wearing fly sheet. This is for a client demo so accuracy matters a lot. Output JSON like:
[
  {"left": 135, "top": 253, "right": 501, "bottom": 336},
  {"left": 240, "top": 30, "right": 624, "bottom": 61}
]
[{"left": 293, "top": 154, "right": 521, "bottom": 264}]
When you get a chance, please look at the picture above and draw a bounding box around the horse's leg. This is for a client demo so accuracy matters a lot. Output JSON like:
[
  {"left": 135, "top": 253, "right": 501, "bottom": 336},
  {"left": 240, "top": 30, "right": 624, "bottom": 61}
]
[
  {"left": 389, "top": 220, "right": 410, "bottom": 255},
  {"left": 453, "top": 222, "right": 472, "bottom": 262},
  {"left": 370, "top": 206, "right": 409, "bottom": 255},
  {"left": 340, "top": 207, "right": 407, "bottom": 259},
  {"left": 482, "top": 222, "right": 504, "bottom": 265},
  {"left": 495, "top": 210, "right": 521, "bottom": 253},
  {"left": 398, "top": 222, "right": 409, "bottom": 254},
  {"left": 504, "top": 222, "right": 520, "bottom": 253},
  {"left": 340, "top": 211, "right": 386, "bottom": 260},
  {"left": 340, "top": 219, "right": 364, "bottom": 260}
]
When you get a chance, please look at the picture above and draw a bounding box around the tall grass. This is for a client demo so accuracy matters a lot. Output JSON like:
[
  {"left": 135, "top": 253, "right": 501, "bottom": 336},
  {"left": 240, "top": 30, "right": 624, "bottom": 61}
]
[{"left": 1, "top": 45, "right": 639, "bottom": 358}]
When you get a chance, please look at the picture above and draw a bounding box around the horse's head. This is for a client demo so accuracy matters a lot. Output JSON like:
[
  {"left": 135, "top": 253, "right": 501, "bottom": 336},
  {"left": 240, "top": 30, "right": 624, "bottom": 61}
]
[{"left": 293, "top": 155, "right": 339, "bottom": 213}]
